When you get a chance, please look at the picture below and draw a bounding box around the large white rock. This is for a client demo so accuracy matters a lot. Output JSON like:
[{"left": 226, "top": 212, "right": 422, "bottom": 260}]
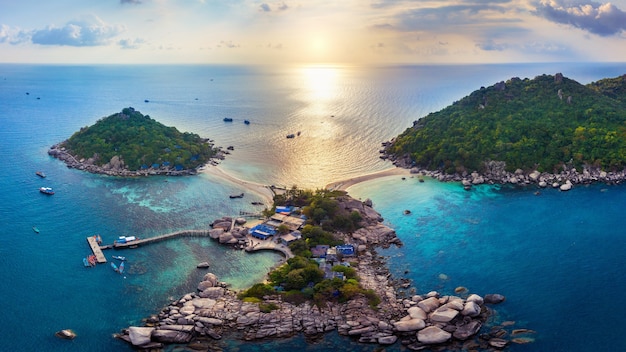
[
  {"left": 429, "top": 306, "right": 459, "bottom": 323},
  {"left": 417, "top": 296, "right": 440, "bottom": 313},
  {"left": 461, "top": 301, "right": 481, "bottom": 317},
  {"left": 417, "top": 326, "right": 452, "bottom": 344},
  {"left": 407, "top": 306, "right": 427, "bottom": 320},
  {"left": 529, "top": 170, "right": 541, "bottom": 181},
  {"left": 128, "top": 326, "right": 154, "bottom": 346},
  {"left": 560, "top": 181, "right": 572, "bottom": 191},
  {"left": 466, "top": 294, "right": 484, "bottom": 305},
  {"left": 393, "top": 318, "right": 425, "bottom": 332}
]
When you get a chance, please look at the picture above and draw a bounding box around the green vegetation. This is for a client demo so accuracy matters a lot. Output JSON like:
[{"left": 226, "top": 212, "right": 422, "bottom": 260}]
[
  {"left": 387, "top": 74, "right": 626, "bottom": 174},
  {"left": 61, "top": 107, "right": 218, "bottom": 171},
  {"left": 239, "top": 188, "right": 380, "bottom": 308}
]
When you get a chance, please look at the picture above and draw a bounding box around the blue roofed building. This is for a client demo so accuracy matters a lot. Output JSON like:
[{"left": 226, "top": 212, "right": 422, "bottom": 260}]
[
  {"left": 249, "top": 224, "right": 277, "bottom": 240},
  {"left": 336, "top": 244, "right": 355, "bottom": 257}
]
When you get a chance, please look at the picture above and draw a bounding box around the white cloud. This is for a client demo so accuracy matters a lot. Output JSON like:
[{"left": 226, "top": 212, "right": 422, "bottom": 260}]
[
  {"left": 31, "top": 15, "right": 124, "bottom": 47},
  {"left": 533, "top": 0, "right": 626, "bottom": 36}
]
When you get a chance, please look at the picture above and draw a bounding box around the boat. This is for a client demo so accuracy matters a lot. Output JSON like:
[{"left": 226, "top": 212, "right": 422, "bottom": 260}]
[
  {"left": 286, "top": 133, "right": 295, "bottom": 138},
  {"left": 229, "top": 193, "right": 244, "bottom": 199},
  {"left": 35, "top": 171, "right": 46, "bottom": 178},
  {"left": 118, "top": 261, "right": 125, "bottom": 274},
  {"left": 39, "top": 187, "right": 54, "bottom": 195},
  {"left": 83, "top": 258, "right": 90, "bottom": 267},
  {"left": 32, "top": 226, "right": 40, "bottom": 233},
  {"left": 244, "top": 119, "right": 250, "bottom": 125},
  {"left": 111, "top": 262, "right": 119, "bottom": 272},
  {"left": 88, "top": 255, "right": 97, "bottom": 266},
  {"left": 112, "top": 255, "right": 126, "bottom": 261},
  {"left": 223, "top": 117, "right": 233, "bottom": 122},
  {"left": 251, "top": 201, "right": 264, "bottom": 206}
]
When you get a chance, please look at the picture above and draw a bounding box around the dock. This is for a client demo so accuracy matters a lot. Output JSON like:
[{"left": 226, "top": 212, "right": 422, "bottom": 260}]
[
  {"left": 112, "top": 230, "right": 211, "bottom": 249},
  {"left": 86, "top": 236, "right": 107, "bottom": 263}
]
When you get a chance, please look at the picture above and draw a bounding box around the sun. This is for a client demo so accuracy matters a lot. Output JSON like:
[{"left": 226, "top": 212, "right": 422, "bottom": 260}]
[{"left": 308, "top": 36, "right": 330, "bottom": 62}]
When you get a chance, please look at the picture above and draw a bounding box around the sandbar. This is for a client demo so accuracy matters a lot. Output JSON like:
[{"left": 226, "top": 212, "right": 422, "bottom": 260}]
[
  {"left": 325, "top": 167, "right": 411, "bottom": 191},
  {"left": 200, "top": 165, "right": 274, "bottom": 204}
]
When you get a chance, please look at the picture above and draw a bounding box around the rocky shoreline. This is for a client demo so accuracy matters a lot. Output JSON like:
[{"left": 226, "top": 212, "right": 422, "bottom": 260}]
[
  {"left": 47, "top": 143, "right": 227, "bottom": 177},
  {"left": 381, "top": 142, "right": 626, "bottom": 191},
  {"left": 115, "top": 196, "right": 534, "bottom": 351}
]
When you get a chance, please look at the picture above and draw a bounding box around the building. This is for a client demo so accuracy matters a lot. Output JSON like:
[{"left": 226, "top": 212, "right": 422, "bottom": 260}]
[{"left": 249, "top": 224, "right": 277, "bottom": 240}]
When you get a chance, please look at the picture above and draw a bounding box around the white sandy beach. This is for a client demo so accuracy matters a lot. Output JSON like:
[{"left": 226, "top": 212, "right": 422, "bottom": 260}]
[
  {"left": 202, "top": 164, "right": 412, "bottom": 202},
  {"left": 199, "top": 165, "right": 275, "bottom": 204},
  {"left": 325, "top": 167, "right": 412, "bottom": 191}
]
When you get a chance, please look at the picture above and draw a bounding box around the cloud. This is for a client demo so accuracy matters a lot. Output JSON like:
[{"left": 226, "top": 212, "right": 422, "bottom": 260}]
[
  {"left": 533, "top": 0, "right": 626, "bottom": 36},
  {"left": 0, "top": 24, "right": 30, "bottom": 45},
  {"left": 217, "top": 40, "right": 240, "bottom": 48},
  {"left": 259, "top": 1, "right": 289, "bottom": 12},
  {"left": 31, "top": 16, "right": 124, "bottom": 46},
  {"left": 476, "top": 39, "right": 510, "bottom": 51},
  {"left": 120, "top": 0, "right": 142, "bottom": 4},
  {"left": 118, "top": 38, "right": 146, "bottom": 49}
]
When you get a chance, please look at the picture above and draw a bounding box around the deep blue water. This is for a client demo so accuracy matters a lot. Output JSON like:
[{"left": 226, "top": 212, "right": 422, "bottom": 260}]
[{"left": 1, "top": 63, "right": 625, "bottom": 351}]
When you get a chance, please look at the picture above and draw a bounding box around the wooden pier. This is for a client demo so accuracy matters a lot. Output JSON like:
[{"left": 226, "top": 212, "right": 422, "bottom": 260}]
[
  {"left": 112, "top": 230, "right": 211, "bottom": 249},
  {"left": 86, "top": 236, "right": 107, "bottom": 263}
]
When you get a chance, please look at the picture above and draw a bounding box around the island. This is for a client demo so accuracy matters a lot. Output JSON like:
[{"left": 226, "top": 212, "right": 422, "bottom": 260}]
[
  {"left": 383, "top": 73, "right": 626, "bottom": 190},
  {"left": 115, "top": 187, "right": 533, "bottom": 350},
  {"left": 48, "top": 107, "right": 223, "bottom": 176}
]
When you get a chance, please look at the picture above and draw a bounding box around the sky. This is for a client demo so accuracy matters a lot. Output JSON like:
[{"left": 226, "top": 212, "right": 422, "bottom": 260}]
[{"left": 1, "top": 0, "right": 626, "bottom": 64}]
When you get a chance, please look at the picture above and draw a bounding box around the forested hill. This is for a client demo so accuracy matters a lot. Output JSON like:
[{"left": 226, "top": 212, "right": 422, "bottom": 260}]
[
  {"left": 386, "top": 73, "right": 626, "bottom": 174},
  {"left": 59, "top": 107, "right": 218, "bottom": 172}
]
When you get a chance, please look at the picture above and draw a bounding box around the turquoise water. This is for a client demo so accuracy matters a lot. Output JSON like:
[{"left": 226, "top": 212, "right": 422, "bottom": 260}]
[
  {"left": 1, "top": 63, "right": 626, "bottom": 351},
  {"left": 349, "top": 177, "right": 626, "bottom": 351}
]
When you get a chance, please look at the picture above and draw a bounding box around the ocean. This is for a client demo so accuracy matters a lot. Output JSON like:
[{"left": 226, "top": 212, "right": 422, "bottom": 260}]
[{"left": 0, "top": 62, "right": 625, "bottom": 351}]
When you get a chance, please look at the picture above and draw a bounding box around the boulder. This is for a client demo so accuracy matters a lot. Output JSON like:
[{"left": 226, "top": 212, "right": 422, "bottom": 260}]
[
  {"left": 198, "top": 281, "right": 215, "bottom": 291},
  {"left": 208, "top": 228, "right": 223, "bottom": 239},
  {"left": 417, "top": 296, "right": 440, "bottom": 313},
  {"left": 128, "top": 326, "right": 154, "bottom": 346},
  {"left": 529, "top": 170, "right": 541, "bottom": 181},
  {"left": 198, "top": 287, "right": 225, "bottom": 299},
  {"left": 489, "top": 338, "right": 509, "bottom": 348},
  {"left": 484, "top": 293, "right": 506, "bottom": 304},
  {"left": 235, "top": 217, "right": 247, "bottom": 225},
  {"left": 196, "top": 262, "right": 210, "bottom": 268},
  {"left": 203, "top": 273, "right": 219, "bottom": 286},
  {"left": 560, "top": 181, "right": 572, "bottom": 191},
  {"left": 407, "top": 306, "right": 427, "bottom": 320},
  {"left": 429, "top": 306, "right": 459, "bottom": 323},
  {"left": 152, "top": 329, "right": 192, "bottom": 344},
  {"left": 461, "top": 301, "right": 481, "bottom": 317},
  {"left": 417, "top": 326, "right": 451, "bottom": 344},
  {"left": 453, "top": 320, "right": 482, "bottom": 340},
  {"left": 55, "top": 329, "right": 77, "bottom": 340},
  {"left": 466, "top": 294, "right": 484, "bottom": 305},
  {"left": 393, "top": 318, "right": 425, "bottom": 332},
  {"left": 378, "top": 335, "right": 398, "bottom": 345}
]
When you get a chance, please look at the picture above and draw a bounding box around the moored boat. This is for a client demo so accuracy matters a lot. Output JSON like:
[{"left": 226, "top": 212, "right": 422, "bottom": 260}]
[
  {"left": 112, "top": 255, "right": 126, "bottom": 261},
  {"left": 229, "top": 193, "right": 244, "bottom": 199},
  {"left": 118, "top": 261, "right": 125, "bottom": 274},
  {"left": 244, "top": 119, "right": 250, "bottom": 125},
  {"left": 111, "top": 262, "right": 119, "bottom": 272},
  {"left": 39, "top": 187, "right": 54, "bottom": 195},
  {"left": 83, "top": 258, "right": 90, "bottom": 267},
  {"left": 32, "top": 226, "right": 40, "bottom": 233},
  {"left": 223, "top": 117, "right": 233, "bottom": 122},
  {"left": 35, "top": 171, "right": 46, "bottom": 178}
]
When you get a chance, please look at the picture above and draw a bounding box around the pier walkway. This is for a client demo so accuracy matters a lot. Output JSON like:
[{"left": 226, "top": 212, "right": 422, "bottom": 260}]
[
  {"left": 112, "top": 230, "right": 211, "bottom": 249},
  {"left": 86, "top": 235, "right": 107, "bottom": 263},
  {"left": 245, "top": 235, "right": 294, "bottom": 259}
]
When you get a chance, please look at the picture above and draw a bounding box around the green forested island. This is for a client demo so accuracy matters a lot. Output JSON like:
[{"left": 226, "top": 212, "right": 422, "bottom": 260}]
[
  {"left": 49, "top": 107, "right": 219, "bottom": 175},
  {"left": 386, "top": 73, "right": 626, "bottom": 175}
]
